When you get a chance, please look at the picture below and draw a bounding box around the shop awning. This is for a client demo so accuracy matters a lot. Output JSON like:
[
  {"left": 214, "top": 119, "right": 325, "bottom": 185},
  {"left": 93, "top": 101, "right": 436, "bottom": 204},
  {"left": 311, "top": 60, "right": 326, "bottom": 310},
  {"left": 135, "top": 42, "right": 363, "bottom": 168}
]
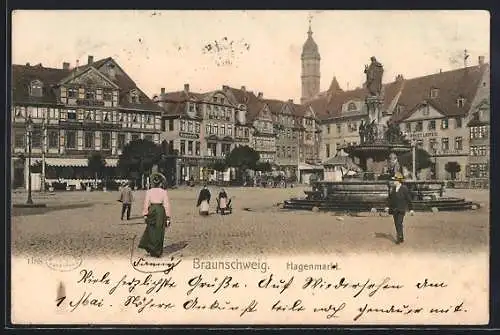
[
  {"left": 30, "top": 157, "right": 119, "bottom": 167},
  {"left": 298, "top": 163, "right": 324, "bottom": 170}
]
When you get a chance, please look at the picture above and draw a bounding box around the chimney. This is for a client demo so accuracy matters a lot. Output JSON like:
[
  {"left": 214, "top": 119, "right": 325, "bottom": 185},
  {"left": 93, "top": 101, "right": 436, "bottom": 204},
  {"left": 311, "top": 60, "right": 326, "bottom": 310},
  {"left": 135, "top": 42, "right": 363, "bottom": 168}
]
[
  {"left": 88, "top": 55, "right": 94, "bottom": 65},
  {"left": 184, "top": 83, "right": 190, "bottom": 93},
  {"left": 161, "top": 87, "right": 165, "bottom": 95},
  {"left": 478, "top": 55, "right": 485, "bottom": 66},
  {"left": 63, "top": 62, "right": 70, "bottom": 70},
  {"left": 25, "top": 62, "right": 30, "bottom": 67},
  {"left": 222, "top": 85, "right": 229, "bottom": 92},
  {"left": 241, "top": 86, "right": 246, "bottom": 92},
  {"left": 257, "top": 92, "right": 263, "bottom": 99},
  {"left": 288, "top": 99, "right": 294, "bottom": 103},
  {"left": 395, "top": 74, "right": 404, "bottom": 81},
  {"left": 440, "top": 69, "right": 442, "bottom": 73}
]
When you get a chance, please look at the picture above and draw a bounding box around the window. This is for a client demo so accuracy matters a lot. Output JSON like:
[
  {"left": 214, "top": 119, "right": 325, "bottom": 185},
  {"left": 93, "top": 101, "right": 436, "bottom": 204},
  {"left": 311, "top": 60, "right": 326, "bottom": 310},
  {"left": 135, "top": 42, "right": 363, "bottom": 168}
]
[
  {"left": 85, "top": 91, "right": 95, "bottom": 100},
  {"left": 326, "top": 144, "right": 330, "bottom": 158},
  {"left": 144, "top": 134, "right": 153, "bottom": 142},
  {"left": 227, "top": 125, "right": 232, "bottom": 136},
  {"left": 430, "top": 88, "right": 439, "bottom": 98},
  {"left": 188, "top": 121, "right": 193, "bottom": 133},
  {"left": 455, "top": 117, "right": 462, "bottom": 128},
  {"left": 221, "top": 125, "right": 225, "bottom": 136},
  {"left": 102, "top": 132, "right": 111, "bottom": 149},
  {"left": 441, "top": 137, "right": 449, "bottom": 151},
  {"left": 195, "top": 141, "right": 200, "bottom": 156},
  {"left": 429, "top": 138, "right": 437, "bottom": 152},
  {"left": 415, "top": 121, "right": 423, "bottom": 132},
  {"left": 470, "top": 126, "right": 488, "bottom": 139},
  {"left": 14, "top": 131, "right": 25, "bottom": 148},
  {"left": 244, "top": 128, "right": 249, "bottom": 137},
  {"left": 146, "top": 115, "right": 152, "bottom": 124},
  {"left": 103, "top": 112, "right": 110, "bottom": 122},
  {"left": 347, "top": 122, "right": 357, "bottom": 132},
  {"left": 103, "top": 90, "right": 112, "bottom": 101},
  {"left": 48, "top": 131, "right": 59, "bottom": 148},
  {"left": 441, "top": 119, "right": 449, "bottom": 129},
  {"left": 67, "top": 110, "right": 77, "bottom": 120},
  {"left": 454, "top": 137, "right": 463, "bottom": 151},
  {"left": 347, "top": 102, "right": 357, "bottom": 111},
  {"left": 84, "top": 110, "right": 94, "bottom": 121},
  {"left": 405, "top": 123, "right": 411, "bottom": 132},
  {"left": 180, "top": 120, "right": 186, "bottom": 131},
  {"left": 206, "top": 124, "right": 211, "bottom": 135},
  {"left": 130, "top": 89, "right": 139, "bottom": 104},
  {"left": 187, "top": 141, "right": 193, "bottom": 155},
  {"left": 468, "top": 164, "right": 488, "bottom": 178},
  {"left": 169, "top": 119, "right": 174, "bottom": 131},
  {"left": 84, "top": 132, "right": 94, "bottom": 149},
  {"left": 457, "top": 98, "right": 465, "bottom": 108},
  {"left": 213, "top": 124, "right": 218, "bottom": 135},
  {"left": 222, "top": 143, "right": 231, "bottom": 155},
  {"left": 336, "top": 124, "right": 342, "bottom": 133},
  {"left": 428, "top": 120, "right": 436, "bottom": 130},
  {"left": 68, "top": 88, "right": 77, "bottom": 98},
  {"left": 207, "top": 142, "right": 217, "bottom": 156},
  {"left": 131, "top": 134, "right": 140, "bottom": 141},
  {"left": 422, "top": 105, "right": 430, "bottom": 116},
  {"left": 30, "top": 80, "right": 43, "bottom": 97},
  {"left": 132, "top": 115, "right": 138, "bottom": 123},
  {"left": 118, "top": 134, "right": 126, "bottom": 149},
  {"left": 470, "top": 145, "right": 488, "bottom": 156},
  {"left": 195, "top": 122, "right": 200, "bottom": 133},
  {"left": 327, "top": 124, "right": 330, "bottom": 134},
  {"left": 180, "top": 140, "right": 186, "bottom": 155},
  {"left": 66, "top": 131, "right": 76, "bottom": 149}
]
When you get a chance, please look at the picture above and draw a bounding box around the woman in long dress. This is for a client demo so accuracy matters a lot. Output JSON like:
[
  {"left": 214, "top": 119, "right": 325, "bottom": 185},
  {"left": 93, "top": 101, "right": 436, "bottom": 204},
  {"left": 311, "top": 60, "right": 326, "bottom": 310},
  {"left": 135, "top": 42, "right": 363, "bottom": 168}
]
[
  {"left": 196, "top": 185, "right": 211, "bottom": 216},
  {"left": 139, "top": 173, "right": 171, "bottom": 258}
]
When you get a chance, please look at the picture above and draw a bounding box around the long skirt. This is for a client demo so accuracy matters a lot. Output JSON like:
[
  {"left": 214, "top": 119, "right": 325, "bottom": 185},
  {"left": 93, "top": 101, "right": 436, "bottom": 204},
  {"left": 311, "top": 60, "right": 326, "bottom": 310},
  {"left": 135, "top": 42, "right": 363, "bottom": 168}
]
[
  {"left": 199, "top": 200, "right": 209, "bottom": 216},
  {"left": 138, "top": 203, "right": 166, "bottom": 257}
]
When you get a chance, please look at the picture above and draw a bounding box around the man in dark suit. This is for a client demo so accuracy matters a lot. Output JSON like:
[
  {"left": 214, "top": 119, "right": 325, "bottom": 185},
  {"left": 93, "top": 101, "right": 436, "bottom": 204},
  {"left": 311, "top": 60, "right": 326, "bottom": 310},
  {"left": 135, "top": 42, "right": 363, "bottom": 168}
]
[{"left": 386, "top": 172, "right": 414, "bottom": 244}]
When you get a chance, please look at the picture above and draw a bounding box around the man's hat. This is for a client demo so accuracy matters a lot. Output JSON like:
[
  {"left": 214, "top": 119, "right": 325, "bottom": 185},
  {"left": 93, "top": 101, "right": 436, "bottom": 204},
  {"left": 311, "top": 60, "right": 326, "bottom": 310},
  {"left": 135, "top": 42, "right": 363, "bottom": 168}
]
[
  {"left": 150, "top": 172, "right": 166, "bottom": 185},
  {"left": 391, "top": 172, "right": 405, "bottom": 181}
]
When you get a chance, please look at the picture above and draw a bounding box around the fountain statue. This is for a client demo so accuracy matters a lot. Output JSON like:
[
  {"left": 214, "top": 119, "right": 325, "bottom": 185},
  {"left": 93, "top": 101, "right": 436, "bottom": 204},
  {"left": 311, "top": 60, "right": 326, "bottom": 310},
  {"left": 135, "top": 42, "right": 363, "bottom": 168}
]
[{"left": 283, "top": 57, "right": 480, "bottom": 212}]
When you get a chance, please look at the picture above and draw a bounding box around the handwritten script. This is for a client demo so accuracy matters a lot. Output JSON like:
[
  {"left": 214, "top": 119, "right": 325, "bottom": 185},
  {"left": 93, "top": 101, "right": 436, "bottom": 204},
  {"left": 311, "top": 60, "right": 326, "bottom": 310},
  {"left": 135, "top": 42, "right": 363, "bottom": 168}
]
[{"left": 52, "top": 259, "right": 472, "bottom": 323}]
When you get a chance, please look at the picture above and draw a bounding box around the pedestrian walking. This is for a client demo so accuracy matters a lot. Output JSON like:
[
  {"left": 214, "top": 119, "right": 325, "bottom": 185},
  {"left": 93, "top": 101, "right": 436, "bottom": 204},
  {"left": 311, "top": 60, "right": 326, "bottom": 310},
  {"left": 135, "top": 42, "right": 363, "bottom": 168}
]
[
  {"left": 216, "top": 188, "right": 231, "bottom": 215},
  {"left": 386, "top": 172, "right": 415, "bottom": 244},
  {"left": 138, "top": 173, "right": 171, "bottom": 258},
  {"left": 118, "top": 181, "right": 134, "bottom": 220},
  {"left": 197, "top": 184, "right": 211, "bottom": 216}
]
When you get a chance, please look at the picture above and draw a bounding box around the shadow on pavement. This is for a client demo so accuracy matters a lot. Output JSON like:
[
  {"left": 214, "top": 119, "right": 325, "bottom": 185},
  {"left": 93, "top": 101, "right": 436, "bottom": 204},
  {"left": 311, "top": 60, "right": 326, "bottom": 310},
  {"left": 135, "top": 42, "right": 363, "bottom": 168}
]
[
  {"left": 164, "top": 241, "right": 188, "bottom": 255},
  {"left": 11, "top": 203, "right": 94, "bottom": 217},
  {"left": 374, "top": 232, "right": 396, "bottom": 243}
]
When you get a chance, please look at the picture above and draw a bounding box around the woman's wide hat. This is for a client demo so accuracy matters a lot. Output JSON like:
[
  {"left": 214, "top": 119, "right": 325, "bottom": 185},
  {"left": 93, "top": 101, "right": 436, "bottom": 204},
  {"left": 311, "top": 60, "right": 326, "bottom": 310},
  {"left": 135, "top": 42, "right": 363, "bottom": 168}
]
[
  {"left": 150, "top": 172, "right": 166, "bottom": 185},
  {"left": 391, "top": 172, "right": 405, "bottom": 181}
]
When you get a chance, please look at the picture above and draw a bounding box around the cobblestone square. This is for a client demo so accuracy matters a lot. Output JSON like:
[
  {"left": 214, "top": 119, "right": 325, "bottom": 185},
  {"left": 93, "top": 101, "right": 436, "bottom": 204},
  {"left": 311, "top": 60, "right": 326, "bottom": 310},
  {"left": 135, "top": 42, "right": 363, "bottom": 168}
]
[{"left": 11, "top": 187, "right": 489, "bottom": 259}]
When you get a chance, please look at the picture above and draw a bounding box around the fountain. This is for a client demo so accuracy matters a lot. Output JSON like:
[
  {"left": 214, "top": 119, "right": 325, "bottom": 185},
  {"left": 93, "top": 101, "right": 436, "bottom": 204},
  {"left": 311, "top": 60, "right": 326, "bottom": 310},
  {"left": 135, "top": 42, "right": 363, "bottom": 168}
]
[{"left": 284, "top": 57, "right": 480, "bottom": 212}]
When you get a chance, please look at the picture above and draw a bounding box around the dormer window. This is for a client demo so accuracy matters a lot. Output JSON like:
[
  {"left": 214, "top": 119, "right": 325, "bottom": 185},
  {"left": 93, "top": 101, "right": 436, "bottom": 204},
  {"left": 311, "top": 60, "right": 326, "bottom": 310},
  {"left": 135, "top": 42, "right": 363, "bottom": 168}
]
[
  {"left": 430, "top": 88, "right": 439, "bottom": 98},
  {"left": 457, "top": 97, "right": 466, "bottom": 108},
  {"left": 130, "top": 89, "right": 140, "bottom": 104},
  {"left": 85, "top": 91, "right": 95, "bottom": 100},
  {"left": 30, "top": 80, "right": 43, "bottom": 97},
  {"left": 68, "top": 88, "right": 77, "bottom": 98},
  {"left": 347, "top": 102, "right": 357, "bottom": 112}
]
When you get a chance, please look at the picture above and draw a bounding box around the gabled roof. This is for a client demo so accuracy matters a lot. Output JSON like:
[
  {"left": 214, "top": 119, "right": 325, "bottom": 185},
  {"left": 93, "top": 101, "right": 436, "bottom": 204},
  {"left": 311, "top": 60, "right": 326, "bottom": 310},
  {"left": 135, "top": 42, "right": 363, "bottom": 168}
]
[
  {"left": 12, "top": 64, "right": 70, "bottom": 104},
  {"left": 12, "top": 57, "right": 162, "bottom": 112},
  {"left": 390, "top": 64, "right": 487, "bottom": 123}
]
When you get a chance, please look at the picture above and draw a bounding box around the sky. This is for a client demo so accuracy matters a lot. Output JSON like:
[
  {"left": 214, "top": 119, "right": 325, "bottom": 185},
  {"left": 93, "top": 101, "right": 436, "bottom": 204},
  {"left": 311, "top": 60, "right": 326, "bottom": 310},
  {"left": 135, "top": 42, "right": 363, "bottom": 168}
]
[{"left": 12, "top": 10, "right": 490, "bottom": 102}]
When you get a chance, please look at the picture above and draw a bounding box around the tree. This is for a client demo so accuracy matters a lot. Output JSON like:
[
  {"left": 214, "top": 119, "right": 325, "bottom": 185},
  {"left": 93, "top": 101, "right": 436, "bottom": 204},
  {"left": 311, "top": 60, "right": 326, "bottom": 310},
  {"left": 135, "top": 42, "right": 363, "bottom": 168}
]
[
  {"left": 398, "top": 148, "right": 432, "bottom": 175},
  {"left": 118, "top": 139, "right": 162, "bottom": 189},
  {"left": 225, "top": 145, "right": 260, "bottom": 183},
  {"left": 157, "top": 140, "right": 179, "bottom": 187},
  {"left": 88, "top": 152, "right": 106, "bottom": 188},
  {"left": 210, "top": 160, "right": 228, "bottom": 172},
  {"left": 255, "top": 161, "right": 273, "bottom": 172},
  {"left": 445, "top": 161, "right": 461, "bottom": 180}
]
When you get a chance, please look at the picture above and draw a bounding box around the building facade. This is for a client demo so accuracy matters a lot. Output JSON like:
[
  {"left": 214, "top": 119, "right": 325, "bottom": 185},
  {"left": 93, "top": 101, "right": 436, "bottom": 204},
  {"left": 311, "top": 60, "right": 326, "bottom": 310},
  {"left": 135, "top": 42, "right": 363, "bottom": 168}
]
[
  {"left": 11, "top": 56, "right": 162, "bottom": 189},
  {"left": 313, "top": 57, "right": 489, "bottom": 181}
]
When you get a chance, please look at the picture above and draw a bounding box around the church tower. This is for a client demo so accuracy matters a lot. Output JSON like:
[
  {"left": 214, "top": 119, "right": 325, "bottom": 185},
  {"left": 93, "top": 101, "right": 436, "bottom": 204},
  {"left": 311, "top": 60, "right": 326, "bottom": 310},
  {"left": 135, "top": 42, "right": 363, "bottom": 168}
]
[{"left": 301, "top": 20, "right": 321, "bottom": 104}]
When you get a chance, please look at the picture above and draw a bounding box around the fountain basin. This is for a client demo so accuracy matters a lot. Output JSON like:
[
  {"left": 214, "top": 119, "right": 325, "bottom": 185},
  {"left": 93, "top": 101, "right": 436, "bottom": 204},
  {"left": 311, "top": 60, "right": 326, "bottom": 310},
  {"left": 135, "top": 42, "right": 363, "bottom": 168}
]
[{"left": 283, "top": 181, "right": 480, "bottom": 212}]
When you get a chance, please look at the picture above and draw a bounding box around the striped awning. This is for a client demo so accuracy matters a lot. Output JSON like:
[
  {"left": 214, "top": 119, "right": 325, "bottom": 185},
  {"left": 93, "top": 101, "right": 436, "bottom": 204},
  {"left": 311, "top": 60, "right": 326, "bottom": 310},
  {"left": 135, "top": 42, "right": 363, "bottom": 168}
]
[{"left": 30, "top": 158, "right": 119, "bottom": 167}]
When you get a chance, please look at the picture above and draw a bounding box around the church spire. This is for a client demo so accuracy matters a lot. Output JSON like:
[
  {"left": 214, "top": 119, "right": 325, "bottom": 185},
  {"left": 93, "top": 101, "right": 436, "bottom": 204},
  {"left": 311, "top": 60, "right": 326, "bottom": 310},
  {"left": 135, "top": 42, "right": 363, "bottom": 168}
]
[{"left": 308, "top": 15, "right": 313, "bottom": 37}]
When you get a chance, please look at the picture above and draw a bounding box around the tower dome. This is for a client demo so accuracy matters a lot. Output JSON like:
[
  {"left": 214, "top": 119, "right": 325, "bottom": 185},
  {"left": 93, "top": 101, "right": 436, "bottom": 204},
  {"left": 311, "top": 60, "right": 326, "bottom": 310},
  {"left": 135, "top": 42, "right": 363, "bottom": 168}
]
[{"left": 301, "top": 25, "right": 320, "bottom": 59}]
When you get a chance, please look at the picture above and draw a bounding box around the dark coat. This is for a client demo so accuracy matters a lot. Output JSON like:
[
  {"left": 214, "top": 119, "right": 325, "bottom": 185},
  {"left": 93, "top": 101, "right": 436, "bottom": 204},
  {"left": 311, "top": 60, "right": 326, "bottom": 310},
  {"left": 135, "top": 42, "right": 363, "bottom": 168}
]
[
  {"left": 218, "top": 191, "right": 228, "bottom": 200},
  {"left": 197, "top": 188, "right": 211, "bottom": 207},
  {"left": 388, "top": 184, "right": 413, "bottom": 213}
]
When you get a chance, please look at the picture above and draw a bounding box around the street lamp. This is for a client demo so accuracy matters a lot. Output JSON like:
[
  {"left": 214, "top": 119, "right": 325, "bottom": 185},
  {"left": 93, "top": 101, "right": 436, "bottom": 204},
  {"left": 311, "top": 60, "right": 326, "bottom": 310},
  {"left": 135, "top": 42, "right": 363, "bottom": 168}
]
[{"left": 26, "top": 116, "right": 34, "bottom": 205}]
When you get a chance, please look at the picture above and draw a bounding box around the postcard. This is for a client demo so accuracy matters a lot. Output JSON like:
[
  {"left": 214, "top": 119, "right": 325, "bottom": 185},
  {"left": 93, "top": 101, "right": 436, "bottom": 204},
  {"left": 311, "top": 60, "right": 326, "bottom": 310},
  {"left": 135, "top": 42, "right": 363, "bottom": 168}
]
[{"left": 10, "top": 9, "right": 490, "bottom": 325}]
